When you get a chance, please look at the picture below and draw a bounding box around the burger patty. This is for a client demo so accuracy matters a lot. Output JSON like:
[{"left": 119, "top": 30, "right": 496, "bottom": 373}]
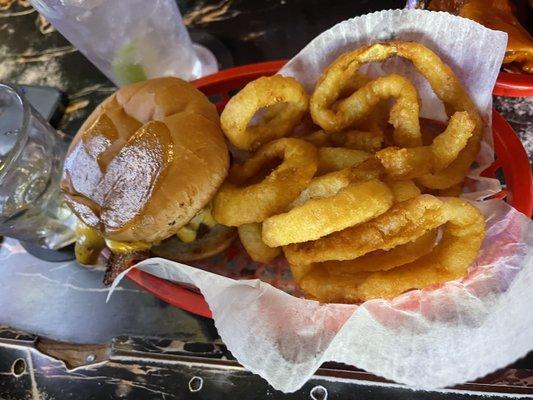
[{"left": 103, "top": 249, "right": 151, "bottom": 285}]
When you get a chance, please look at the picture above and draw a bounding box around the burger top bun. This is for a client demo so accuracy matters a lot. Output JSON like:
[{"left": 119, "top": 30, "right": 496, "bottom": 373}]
[{"left": 61, "top": 77, "right": 229, "bottom": 243}]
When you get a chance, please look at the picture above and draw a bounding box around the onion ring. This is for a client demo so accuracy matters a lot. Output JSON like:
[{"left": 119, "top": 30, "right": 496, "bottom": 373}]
[
  {"left": 311, "top": 41, "right": 483, "bottom": 188},
  {"left": 317, "top": 147, "right": 371, "bottom": 174},
  {"left": 292, "top": 198, "right": 485, "bottom": 302},
  {"left": 312, "top": 73, "right": 422, "bottom": 147},
  {"left": 319, "top": 229, "right": 438, "bottom": 274},
  {"left": 337, "top": 130, "right": 384, "bottom": 153},
  {"left": 288, "top": 168, "right": 417, "bottom": 213},
  {"left": 220, "top": 75, "right": 309, "bottom": 151},
  {"left": 301, "top": 130, "right": 330, "bottom": 147},
  {"left": 213, "top": 138, "right": 317, "bottom": 226},
  {"left": 262, "top": 179, "right": 394, "bottom": 247},
  {"left": 437, "top": 182, "right": 464, "bottom": 197},
  {"left": 386, "top": 179, "right": 421, "bottom": 202},
  {"left": 284, "top": 195, "right": 448, "bottom": 265},
  {"left": 386, "top": 41, "right": 482, "bottom": 188},
  {"left": 289, "top": 169, "right": 353, "bottom": 209},
  {"left": 347, "top": 157, "right": 386, "bottom": 181},
  {"left": 238, "top": 223, "right": 280, "bottom": 263},
  {"left": 304, "top": 129, "right": 384, "bottom": 153},
  {"left": 289, "top": 157, "right": 386, "bottom": 210},
  {"left": 376, "top": 111, "right": 475, "bottom": 179}
]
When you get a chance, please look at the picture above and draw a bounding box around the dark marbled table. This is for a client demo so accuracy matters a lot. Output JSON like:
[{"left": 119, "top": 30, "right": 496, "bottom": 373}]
[{"left": 0, "top": 0, "right": 532, "bottom": 398}]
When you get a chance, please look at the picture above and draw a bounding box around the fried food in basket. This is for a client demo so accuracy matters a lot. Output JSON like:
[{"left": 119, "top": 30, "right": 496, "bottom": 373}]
[
  {"left": 290, "top": 198, "right": 485, "bottom": 302},
  {"left": 262, "top": 179, "right": 394, "bottom": 247},
  {"left": 213, "top": 138, "right": 317, "bottom": 226},
  {"left": 284, "top": 195, "right": 449, "bottom": 265},
  {"left": 312, "top": 73, "right": 422, "bottom": 147},
  {"left": 386, "top": 179, "right": 421, "bottom": 202},
  {"left": 287, "top": 161, "right": 385, "bottom": 210},
  {"left": 311, "top": 41, "right": 483, "bottom": 190},
  {"left": 320, "top": 230, "right": 438, "bottom": 274},
  {"left": 303, "top": 129, "right": 384, "bottom": 153},
  {"left": 317, "top": 147, "right": 371, "bottom": 174},
  {"left": 375, "top": 111, "right": 475, "bottom": 179},
  {"left": 215, "top": 40, "right": 486, "bottom": 303},
  {"left": 429, "top": 0, "right": 533, "bottom": 73},
  {"left": 262, "top": 176, "right": 422, "bottom": 248},
  {"left": 220, "top": 75, "right": 309, "bottom": 151},
  {"left": 238, "top": 223, "right": 281, "bottom": 263}
]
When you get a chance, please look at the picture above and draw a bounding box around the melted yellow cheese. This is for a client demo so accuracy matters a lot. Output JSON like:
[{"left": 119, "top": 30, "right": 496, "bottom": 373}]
[
  {"left": 175, "top": 205, "right": 217, "bottom": 243},
  {"left": 104, "top": 239, "right": 151, "bottom": 253},
  {"left": 74, "top": 205, "right": 217, "bottom": 263},
  {"left": 176, "top": 226, "right": 197, "bottom": 243}
]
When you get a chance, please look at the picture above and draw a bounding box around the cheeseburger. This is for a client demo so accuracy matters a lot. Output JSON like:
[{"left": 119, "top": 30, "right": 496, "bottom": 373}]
[{"left": 61, "top": 77, "right": 233, "bottom": 284}]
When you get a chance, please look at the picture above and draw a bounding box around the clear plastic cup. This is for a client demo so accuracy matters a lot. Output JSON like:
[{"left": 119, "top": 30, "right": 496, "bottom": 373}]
[
  {"left": 29, "top": 0, "right": 218, "bottom": 86},
  {"left": 0, "top": 83, "right": 75, "bottom": 249}
]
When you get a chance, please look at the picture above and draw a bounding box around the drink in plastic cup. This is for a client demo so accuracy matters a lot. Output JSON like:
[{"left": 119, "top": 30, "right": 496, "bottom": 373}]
[
  {"left": 29, "top": 0, "right": 218, "bottom": 86},
  {"left": 0, "top": 83, "right": 75, "bottom": 249}
]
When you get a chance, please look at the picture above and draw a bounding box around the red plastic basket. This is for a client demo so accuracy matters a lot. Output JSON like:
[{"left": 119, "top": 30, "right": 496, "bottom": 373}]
[
  {"left": 127, "top": 61, "right": 533, "bottom": 319},
  {"left": 494, "top": 71, "right": 533, "bottom": 97}
]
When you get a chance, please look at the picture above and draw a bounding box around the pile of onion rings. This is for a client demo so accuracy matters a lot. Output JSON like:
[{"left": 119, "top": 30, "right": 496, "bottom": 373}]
[{"left": 214, "top": 40, "right": 486, "bottom": 303}]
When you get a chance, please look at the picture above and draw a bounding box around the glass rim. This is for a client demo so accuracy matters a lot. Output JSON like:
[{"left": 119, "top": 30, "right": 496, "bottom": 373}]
[{"left": 0, "top": 83, "right": 30, "bottom": 182}]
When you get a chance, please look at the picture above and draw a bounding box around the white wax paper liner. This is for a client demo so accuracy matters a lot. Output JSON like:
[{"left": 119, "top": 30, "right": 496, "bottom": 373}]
[
  {"left": 107, "top": 9, "right": 533, "bottom": 393},
  {"left": 110, "top": 200, "right": 533, "bottom": 392}
]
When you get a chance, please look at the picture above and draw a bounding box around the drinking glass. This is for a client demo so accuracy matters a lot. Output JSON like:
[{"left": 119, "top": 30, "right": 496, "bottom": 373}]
[
  {"left": 29, "top": 0, "right": 218, "bottom": 86},
  {"left": 0, "top": 83, "right": 75, "bottom": 249}
]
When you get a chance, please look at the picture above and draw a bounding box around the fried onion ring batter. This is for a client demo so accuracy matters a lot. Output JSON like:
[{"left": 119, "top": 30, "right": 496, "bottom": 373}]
[
  {"left": 284, "top": 195, "right": 448, "bottom": 265},
  {"left": 262, "top": 179, "right": 394, "bottom": 247},
  {"left": 312, "top": 73, "right": 421, "bottom": 147},
  {"left": 303, "top": 129, "right": 384, "bottom": 153},
  {"left": 319, "top": 229, "right": 438, "bottom": 274},
  {"left": 311, "top": 41, "right": 483, "bottom": 189},
  {"left": 213, "top": 138, "right": 317, "bottom": 226},
  {"left": 292, "top": 198, "right": 485, "bottom": 302},
  {"left": 221, "top": 75, "right": 309, "bottom": 151},
  {"left": 376, "top": 111, "right": 475, "bottom": 179},
  {"left": 317, "top": 147, "right": 371, "bottom": 174},
  {"left": 238, "top": 223, "right": 280, "bottom": 263}
]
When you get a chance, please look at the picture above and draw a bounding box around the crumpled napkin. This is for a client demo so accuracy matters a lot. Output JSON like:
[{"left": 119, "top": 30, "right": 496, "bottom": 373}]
[{"left": 110, "top": 9, "right": 533, "bottom": 393}]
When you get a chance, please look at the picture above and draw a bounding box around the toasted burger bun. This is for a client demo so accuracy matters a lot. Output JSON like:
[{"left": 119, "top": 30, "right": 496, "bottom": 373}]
[{"left": 62, "top": 77, "right": 229, "bottom": 243}]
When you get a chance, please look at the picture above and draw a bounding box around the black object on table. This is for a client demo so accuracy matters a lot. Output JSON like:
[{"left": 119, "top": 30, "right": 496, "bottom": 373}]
[{"left": 0, "top": 0, "right": 532, "bottom": 398}]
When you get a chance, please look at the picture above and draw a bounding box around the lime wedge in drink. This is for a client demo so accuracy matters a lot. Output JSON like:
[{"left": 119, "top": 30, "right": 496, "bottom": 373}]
[{"left": 112, "top": 42, "right": 147, "bottom": 85}]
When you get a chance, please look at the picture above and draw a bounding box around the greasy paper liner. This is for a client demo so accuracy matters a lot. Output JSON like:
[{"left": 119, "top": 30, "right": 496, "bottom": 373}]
[
  {"left": 112, "top": 201, "right": 533, "bottom": 392},
  {"left": 108, "top": 10, "right": 533, "bottom": 393}
]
